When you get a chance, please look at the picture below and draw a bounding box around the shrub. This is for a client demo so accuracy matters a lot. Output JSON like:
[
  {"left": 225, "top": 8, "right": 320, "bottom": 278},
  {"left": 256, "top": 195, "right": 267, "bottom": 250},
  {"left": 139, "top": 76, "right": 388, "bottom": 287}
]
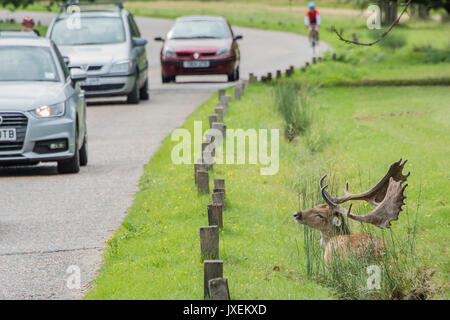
[
  {"left": 413, "top": 45, "right": 450, "bottom": 63},
  {"left": 273, "top": 80, "right": 314, "bottom": 141}
]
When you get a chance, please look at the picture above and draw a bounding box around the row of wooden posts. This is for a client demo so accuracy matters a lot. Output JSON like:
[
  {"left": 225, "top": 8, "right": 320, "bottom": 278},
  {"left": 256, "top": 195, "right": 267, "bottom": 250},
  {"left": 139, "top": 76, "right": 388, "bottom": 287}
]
[
  {"left": 194, "top": 79, "right": 249, "bottom": 300},
  {"left": 249, "top": 54, "right": 331, "bottom": 83},
  {"left": 195, "top": 55, "right": 332, "bottom": 298}
]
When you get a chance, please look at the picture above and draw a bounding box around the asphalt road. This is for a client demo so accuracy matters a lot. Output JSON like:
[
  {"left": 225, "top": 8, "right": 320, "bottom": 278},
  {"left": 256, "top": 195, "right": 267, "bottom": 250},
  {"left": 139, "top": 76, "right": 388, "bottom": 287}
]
[{"left": 0, "top": 10, "right": 329, "bottom": 299}]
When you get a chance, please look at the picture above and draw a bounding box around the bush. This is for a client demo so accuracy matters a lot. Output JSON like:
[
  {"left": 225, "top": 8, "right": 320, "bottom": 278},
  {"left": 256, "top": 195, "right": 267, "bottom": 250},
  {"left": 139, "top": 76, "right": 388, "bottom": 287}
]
[
  {"left": 369, "top": 30, "right": 407, "bottom": 50},
  {"left": 413, "top": 45, "right": 450, "bottom": 63},
  {"left": 273, "top": 80, "right": 314, "bottom": 141}
]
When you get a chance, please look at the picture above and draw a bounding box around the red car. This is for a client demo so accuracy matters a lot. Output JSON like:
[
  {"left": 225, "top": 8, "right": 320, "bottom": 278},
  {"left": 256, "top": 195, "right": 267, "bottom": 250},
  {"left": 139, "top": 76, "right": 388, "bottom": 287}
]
[{"left": 155, "top": 16, "right": 242, "bottom": 83}]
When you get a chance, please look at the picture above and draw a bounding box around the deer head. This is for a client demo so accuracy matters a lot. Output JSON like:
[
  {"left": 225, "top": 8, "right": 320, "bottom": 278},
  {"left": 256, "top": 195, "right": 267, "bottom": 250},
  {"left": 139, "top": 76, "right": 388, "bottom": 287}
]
[{"left": 294, "top": 159, "right": 410, "bottom": 240}]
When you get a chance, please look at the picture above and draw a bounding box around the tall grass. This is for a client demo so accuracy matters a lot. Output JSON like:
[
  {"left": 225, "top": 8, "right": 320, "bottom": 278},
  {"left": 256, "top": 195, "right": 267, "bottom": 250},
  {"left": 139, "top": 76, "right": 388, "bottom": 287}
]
[
  {"left": 273, "top": 80, "right": 314, "bottom": 141},
  {"left": 298, "top": 176, "right": 438, "bottom": 300}
]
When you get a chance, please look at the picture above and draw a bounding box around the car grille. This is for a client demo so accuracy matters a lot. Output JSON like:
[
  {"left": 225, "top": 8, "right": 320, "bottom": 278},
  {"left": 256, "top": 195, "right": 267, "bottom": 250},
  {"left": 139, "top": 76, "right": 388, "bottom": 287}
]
[
  {"left": 0, "top": 112, "right": 28, "bottom": 152},
  {"left": 81, "top": 84, "right": 125, "bottom": 92}
]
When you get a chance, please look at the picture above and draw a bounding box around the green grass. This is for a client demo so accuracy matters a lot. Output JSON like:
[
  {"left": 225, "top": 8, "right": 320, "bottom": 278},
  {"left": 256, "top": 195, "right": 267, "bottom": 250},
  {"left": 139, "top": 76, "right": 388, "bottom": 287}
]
[{"left": 86, "top": 62, "right": 449, "bottom": 298}]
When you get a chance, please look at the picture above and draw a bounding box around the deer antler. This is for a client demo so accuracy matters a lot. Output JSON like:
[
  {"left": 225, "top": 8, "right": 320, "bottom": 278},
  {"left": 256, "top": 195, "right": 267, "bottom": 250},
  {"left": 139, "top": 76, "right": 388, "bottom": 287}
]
[
  {"left": 319, "top": 159, "right": 409, "bottom": 229},
  {"left": 323, "top": 159, "right": 410, "bottom": 206}
]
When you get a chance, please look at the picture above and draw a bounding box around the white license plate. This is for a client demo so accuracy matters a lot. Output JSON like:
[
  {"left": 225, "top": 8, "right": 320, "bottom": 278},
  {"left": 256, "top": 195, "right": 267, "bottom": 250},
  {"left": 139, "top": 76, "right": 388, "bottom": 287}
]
[
  {"left": 0, "top": 128, "right": 16, "bottom": 141},
  {"left": 80, "top": 77, "right": 101, "bottom": 86},
  {"left": 183, "top": 60, "right": 210, "bottom": 68}
]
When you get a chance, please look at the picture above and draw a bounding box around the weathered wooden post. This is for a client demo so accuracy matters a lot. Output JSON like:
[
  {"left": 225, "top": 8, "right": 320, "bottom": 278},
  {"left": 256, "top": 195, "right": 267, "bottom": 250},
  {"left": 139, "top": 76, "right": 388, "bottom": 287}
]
[
  {"left": 276, "top": 70, "right": 281, "bottom": 79},
  {"left": 301, "top": 67, "right": 306, "bottom": 72},
  {"left": 290, "top": 65, "right": 294, "bottom": 74},
  {"left": 242, "top": 79, "right": 249, "bottom": 91},
  {"left": 220, "top": 94, "right": 232, "bottom": 106},
  {"left": 332, "top": 52, "right": 337, "bottom": 61},
  {"left": 208, "top": 114, "right": 218, "bottom": 128},
  {"left": 208, "top": 278, "right": 230, "bottom": 300},
  {"left": 214, "top": 106, "right": 224, "bottom": 123},
  {"left": 212, "top": 191, "right": 226, "bottom": 210},
  {"left": 213, "top": 179, "right": 225, "bottom": 197},
  {"left": 285, "top": 69, "right": 291, "bottom": 77},
  {"left": 200, "top": 226, "right": 219, "bottom": 260},
  {"left": 312, "top": 57, "right": 317, "bottom": 64},
  {"left": 234, "top": 86, "right": 241, "bottom": 100},
  {"left": 202, "top": 141, "right": 214, "bottom": 166},
  {"left": 194, "top": 162, "right": 208, "bottom": 184},
  {"left": 318, "top": 56, "right": 322, "bottom": 62},
  {"left": 197, "top": 170, "right": 210, "bottom": 193},
  {"left": 267, "top": 72, "right": 272, "bottom": 81},
  {"left": 207, "top": 204, "right": 223, "bottom": 228},
  {"left": 218, "top": 89, "right": 226, "bottom": 101},
  {"left": 249, "top": 73, "right": 256, "bottom": 83},
  {"left": 212, "top": 122, "right": 226, "bottom": 139},
  {"left": 204, "top": 260, "right": 223, "bottom": 299},
  {"left": 352, "top": 33, "right": 358, "bottom": 42}
]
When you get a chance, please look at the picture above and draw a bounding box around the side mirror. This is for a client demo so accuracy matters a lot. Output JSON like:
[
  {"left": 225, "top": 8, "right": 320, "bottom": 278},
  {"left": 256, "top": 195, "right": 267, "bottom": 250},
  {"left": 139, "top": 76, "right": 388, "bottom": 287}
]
[
  {"left": 133, "top": 37, "right": 148, "bottom": 47},
  {"left": 154, "top": 36, "right": 164, "bottom": 41},
  {"left": 63, "top": 56, "right": 70, "bottom": 66},
  {"left": 70, "top": 68, "right": 87, "bottom": 83},
  {"left": 233, "top": 35, "right": 243, "bottom": 41}
]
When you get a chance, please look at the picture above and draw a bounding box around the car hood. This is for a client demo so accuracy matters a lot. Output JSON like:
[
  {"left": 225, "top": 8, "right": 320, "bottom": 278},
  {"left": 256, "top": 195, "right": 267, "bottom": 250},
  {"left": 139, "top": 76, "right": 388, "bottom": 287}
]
[
  {"left": 58, "top": 43, "right": 129, "bottom": 67},
  {"left": 0, "top": 82, "right": 67, "bottom": 111},
  {"left": 164, "top": 38, "right": 231, "bottom": 52}
]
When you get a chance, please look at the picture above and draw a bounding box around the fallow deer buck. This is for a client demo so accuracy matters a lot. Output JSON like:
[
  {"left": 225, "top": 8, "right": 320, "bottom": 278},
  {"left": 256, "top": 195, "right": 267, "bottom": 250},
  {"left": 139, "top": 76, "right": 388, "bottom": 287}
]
[{"left": 294, "top": 159, "right": 410, "bottom": 263}]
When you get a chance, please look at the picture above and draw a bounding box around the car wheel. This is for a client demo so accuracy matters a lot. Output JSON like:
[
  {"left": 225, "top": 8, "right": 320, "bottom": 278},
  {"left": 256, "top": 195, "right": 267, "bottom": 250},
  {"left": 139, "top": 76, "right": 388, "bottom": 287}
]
[
  {"left": 140, "top": 78, "right": 149, "bottom": 100},
  {"left": 127, "top": 77, "right": 140, "bottom": 104},
  {"left": 162, "top": 73, "right": 175, "bottom": 83},
  {"left": 227, "top": 68, "right": 237, "bottom": 82},
  {"left": 57, "top": 132, "right": 80, "bottom": 174},
  {"left": 79, "top": 135, "right": 88, "bottom": 167}
]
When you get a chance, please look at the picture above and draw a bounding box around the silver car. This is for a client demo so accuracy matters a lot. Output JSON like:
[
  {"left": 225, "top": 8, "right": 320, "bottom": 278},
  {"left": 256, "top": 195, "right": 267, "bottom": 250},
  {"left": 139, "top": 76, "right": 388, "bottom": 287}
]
[
  {"left": 0, "top": 31, "right": 88, "bottom": 174},
  {"left": 47, "top": 2, "right": 149, "bottom": 103}
]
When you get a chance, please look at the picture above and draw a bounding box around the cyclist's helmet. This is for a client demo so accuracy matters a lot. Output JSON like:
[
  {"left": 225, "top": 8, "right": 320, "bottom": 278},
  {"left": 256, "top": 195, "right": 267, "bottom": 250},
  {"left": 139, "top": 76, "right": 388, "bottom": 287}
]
[
  {"left": 308, "top": 2, "right": 315, "bottom": 9},
  {"left": 22, "top": 17, "right": 35, "bottom": 26}
]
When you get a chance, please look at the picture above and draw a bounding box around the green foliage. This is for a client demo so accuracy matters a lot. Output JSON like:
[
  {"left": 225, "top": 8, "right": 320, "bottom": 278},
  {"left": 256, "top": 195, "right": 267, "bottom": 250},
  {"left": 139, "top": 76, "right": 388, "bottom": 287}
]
[
  {"left": 273, "top": 80, "right": 314, "bottom": 141},
  {"left": 413, "top": 45, "right": 450, "bottom": 63}
]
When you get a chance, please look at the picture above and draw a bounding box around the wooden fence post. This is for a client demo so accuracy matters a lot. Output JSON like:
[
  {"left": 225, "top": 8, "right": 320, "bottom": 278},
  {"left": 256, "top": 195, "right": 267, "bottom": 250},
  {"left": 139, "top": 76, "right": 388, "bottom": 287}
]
[
  {"left": 212, "top": 122, "right": 226, "bottom": 139},
  {"left": 208, "top": 114, "right": 218, "bottom": 128},
  {"left": 218, "top": 89, "right": 226, "bottom": 101},
  {"left": 312, "top": 57, "right": 317, "bottom": 64},
  {"left": 197, "top": 170, "right": 210, "bottom": 193},
  {"left": 207, "top": 204, "right": 223, "bottom": 228},
  {"left": 234, "top": 86, "right": 241, "bottom": 100},
  {"left": 214, "top": 106, "right": 224, "bottom": 123},
  {"left": 276, "top": 70, "right": 281, "bottom": 78},
  {"left": 204, "top": 260, "right": 223, "bottom": 299},
  {"left": 200, "top": 226, "right": 219, "bottom": 260},
  {"left": 212, "top": 191, "right": 226, "bottom": 210},
  {"left": 220, "top": 94, "right": 232, "bottom": 106},
  {"left": 208, "top": 278, "right": 230, "bottom": 300},
  {"left": 267, "top": 72, "right": 272, "bottom": 81},
  {"left": 194, "top": 162, "right": 208, "bottom": 184}
]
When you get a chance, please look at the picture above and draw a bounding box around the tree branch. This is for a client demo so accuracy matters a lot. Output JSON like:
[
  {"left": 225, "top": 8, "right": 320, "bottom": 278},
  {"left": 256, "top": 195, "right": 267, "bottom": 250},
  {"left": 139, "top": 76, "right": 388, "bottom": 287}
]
[{"left": 332, "top": 0, "right": 413, "bottom": 46}]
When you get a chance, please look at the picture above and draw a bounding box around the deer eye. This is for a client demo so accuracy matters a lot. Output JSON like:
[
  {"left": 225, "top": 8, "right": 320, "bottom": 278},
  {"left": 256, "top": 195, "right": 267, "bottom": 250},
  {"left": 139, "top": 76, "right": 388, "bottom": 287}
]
[{"left": 316, "top": 214, "right": 324, "bottom": 219}]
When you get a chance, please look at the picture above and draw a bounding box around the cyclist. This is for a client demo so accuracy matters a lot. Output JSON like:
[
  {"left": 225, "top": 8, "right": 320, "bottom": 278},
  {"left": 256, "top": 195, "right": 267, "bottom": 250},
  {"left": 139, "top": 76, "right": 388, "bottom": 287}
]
[
  {"left": 21, "top": 17, "right": 41, "bottom": 36},
  {"left": 304, "top": 2, "right": 320, "bottom": 46}
]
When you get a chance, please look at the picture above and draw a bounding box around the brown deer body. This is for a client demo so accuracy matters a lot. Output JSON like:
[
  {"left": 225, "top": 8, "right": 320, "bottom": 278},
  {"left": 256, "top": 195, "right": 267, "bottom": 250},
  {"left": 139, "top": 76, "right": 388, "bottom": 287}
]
[{"left": 294, "top": 159, "right": 409, "bottom": 263}]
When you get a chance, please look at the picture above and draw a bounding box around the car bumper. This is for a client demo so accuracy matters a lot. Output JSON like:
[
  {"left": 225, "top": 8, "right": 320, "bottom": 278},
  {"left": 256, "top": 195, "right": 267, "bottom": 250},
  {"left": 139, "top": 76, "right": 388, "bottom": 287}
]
[
  {"left": 80, "top": 74, "right": 136, "bottom": 98},
  {"left": 0, "top": 111, "right": 76, "bottom": 165},
  {"left": 161, "top": 57, "right": 235, "bottom": 76}
]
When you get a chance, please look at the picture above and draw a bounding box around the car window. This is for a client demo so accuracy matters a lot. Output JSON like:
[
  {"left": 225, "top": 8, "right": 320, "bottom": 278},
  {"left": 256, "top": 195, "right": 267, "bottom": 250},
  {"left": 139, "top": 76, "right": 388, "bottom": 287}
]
[
  {"left": 52, "top": 42, "right": 70, "bottom": 80},
  {"left": 0, "top": 46, "right": 60, "bottom": 82},
  {"left": 168, "top": 20, "right": 231, "bottom": 39},
  {"left": 127, "top": 14, "right": 141, "bottom": 38},
  {"left": 50, "top": 16, "right": 126, "bottom": 45}
]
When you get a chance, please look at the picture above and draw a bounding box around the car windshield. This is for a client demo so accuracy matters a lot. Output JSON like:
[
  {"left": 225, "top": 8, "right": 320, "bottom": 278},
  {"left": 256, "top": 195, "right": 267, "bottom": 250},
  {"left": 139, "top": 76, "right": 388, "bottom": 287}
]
[
  {"left": 168, "top": 20, "right": 230, "bottom": 39},
  {"left": 50, "top": 16, "right": 126, "bottom": 45},
  {"left": 0, "top": 46, "right": 59, "bottom": 82}
]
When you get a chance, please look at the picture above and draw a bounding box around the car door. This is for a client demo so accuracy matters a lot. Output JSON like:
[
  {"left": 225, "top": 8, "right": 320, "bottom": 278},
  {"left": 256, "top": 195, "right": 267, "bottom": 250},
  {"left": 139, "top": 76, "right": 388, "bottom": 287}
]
[
  {"left": 52, "top": 42, "right": 86, "bottom": 146},
  {"left": 127, "top": 13, "right": 148, "bottom": 87}
]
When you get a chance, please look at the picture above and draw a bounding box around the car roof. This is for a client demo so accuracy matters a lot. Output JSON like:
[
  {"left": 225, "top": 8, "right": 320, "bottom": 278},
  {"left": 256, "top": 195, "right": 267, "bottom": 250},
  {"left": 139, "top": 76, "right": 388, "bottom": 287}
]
[
  {"left": 0, "top": 34, "right": 51, "bottom": 47},
  {"left": 176, "top": 15, "right": 227, "bottom": 22}
]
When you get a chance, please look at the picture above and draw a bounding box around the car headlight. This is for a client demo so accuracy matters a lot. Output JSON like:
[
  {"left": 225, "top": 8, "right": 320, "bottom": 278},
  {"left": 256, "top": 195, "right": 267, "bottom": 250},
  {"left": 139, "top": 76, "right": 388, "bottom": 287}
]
[
  {"left": 31, "top": 102, "right": 65, "bottom": 118},
  {"left": 162, "top": 48, "right": 177, "bottom": 58},
  {"left": 216, "top": 47, "right": 231, "bottom": 56},
  {"left": 109, "top": 60, "right": 132, "bottom": 74}
]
